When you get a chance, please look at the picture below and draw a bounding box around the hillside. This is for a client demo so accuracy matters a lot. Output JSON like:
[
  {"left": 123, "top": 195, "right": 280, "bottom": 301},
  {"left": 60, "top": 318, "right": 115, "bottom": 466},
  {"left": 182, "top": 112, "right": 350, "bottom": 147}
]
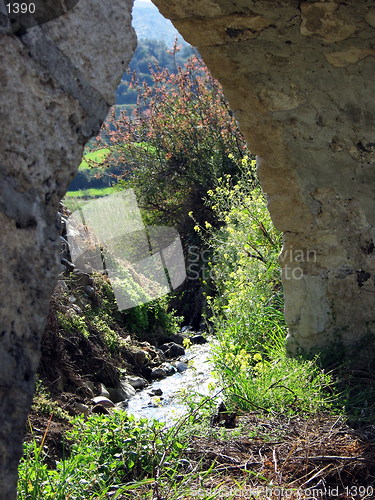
[{"left": 132, "top": 0, "right": 187, "bottom": 46}]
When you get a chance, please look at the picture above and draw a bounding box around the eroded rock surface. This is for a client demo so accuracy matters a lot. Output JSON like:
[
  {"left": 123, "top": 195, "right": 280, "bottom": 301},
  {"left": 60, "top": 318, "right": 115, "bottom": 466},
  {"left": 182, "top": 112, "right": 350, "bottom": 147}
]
[
  {"left": 0, "top": 1, "right": 135, "bottom": 496},
  {"left": 153, "top": 0, "right": 375, "bottom": 357}
]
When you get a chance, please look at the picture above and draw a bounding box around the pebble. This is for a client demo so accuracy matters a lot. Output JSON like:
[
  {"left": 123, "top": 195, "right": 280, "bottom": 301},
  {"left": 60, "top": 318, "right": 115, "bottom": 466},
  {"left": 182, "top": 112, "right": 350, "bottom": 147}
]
[
  {"left": 125, "top": 376, "right": 148, "bottom": 390},
  {"left": 191, "top": 334, "right": 207, "bottom": 345},
  {"left": 75, "top": 402, "right": 90, "bottom": 416},
  {"left": 151, "top": 367, "right": 167, "bottom": 379},
  {"left": 159, "top": 342, "right": 185, "bottom": 358},
  {"left": 91, "top": 396, "right": 115, "bottom": 407},
  {"left": 148, "top": 388, "right": 163, "bottom": 396},
  {"left": 175, "top": 361, "right": 188, "bottom": 373}
]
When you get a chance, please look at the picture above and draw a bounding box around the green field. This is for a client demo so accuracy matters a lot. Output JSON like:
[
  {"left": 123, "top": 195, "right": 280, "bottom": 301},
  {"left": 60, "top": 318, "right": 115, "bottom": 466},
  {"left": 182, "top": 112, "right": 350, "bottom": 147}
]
[
  {"left": 65, "top": 187, "right": 117, "bottom": 198},
  {"left": 78, "top": 148, "right": 111, "bottom": 170},
  {"left": 64, "top": 186, "right": 118, "bottom": 212}
]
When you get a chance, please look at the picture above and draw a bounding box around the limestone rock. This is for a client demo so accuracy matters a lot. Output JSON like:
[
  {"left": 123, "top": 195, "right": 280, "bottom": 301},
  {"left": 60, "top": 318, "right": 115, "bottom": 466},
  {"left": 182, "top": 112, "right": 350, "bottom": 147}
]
[
  {"left": 175, "top": 14, "right": 272, "bottom": 46},
  {"left": 151, "top": 367, "right": 168, "bottom": 380},
  {"left": 125, "top": 376, "right": 148, "bottom": 390},
  {"left": 159, "top": 342, "right": 185, "bottom": 358},
  {"left": 324, "top": 47, "right": 375, "bottom": 68},
  {"left": 365, "top": 8, "right": 375, "bottom": 28},
  {"left": 91, "top": 396, "right": 115, "bottom": 408},
  {"left": 153, "top": 0, "right": 375, "bottom": 362},
  {"left": 0, "top": 0, "right": 136, "bottom": 495},
  {"left": 175, "top": 361, "right": 189, "bottom": 373},
  {"left": 300, "top": 2, "right": 356, "bottom": 43}
]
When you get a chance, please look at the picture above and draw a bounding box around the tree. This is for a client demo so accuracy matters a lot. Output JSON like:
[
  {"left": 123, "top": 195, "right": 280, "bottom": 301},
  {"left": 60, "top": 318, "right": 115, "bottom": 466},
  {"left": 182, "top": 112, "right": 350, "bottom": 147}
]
[
  {"left": 99, "top": 49, "right": 254, "bottom": 325},
  {"left": 102, "top": 50, "right": 250, "bottom": 226}
]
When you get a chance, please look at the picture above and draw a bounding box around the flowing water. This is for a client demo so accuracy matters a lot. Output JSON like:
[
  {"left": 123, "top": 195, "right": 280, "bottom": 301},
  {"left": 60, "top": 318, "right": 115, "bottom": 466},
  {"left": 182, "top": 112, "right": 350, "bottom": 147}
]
[{"left": 127, "top": 341, "right": 215, "bottom": 424}]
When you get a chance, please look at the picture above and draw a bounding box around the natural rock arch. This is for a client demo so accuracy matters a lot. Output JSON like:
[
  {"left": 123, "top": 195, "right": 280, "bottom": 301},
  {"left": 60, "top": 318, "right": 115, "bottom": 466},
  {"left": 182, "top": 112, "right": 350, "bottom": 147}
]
[
  {"left": 152, "top": 0, "right": 375, "bottom": 359},
  {"left": 0, "top": 0, "right": 374, "bottom": 496}
]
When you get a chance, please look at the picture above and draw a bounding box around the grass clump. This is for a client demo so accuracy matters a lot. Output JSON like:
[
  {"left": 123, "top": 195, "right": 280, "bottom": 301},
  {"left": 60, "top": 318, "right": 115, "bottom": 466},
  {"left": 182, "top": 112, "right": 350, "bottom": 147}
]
[
  {"left": 31, "top": 380, "right": 71, "bottom": 422},
  {"left": 57, "top": 310, "right": 90, "bottom": 339}
]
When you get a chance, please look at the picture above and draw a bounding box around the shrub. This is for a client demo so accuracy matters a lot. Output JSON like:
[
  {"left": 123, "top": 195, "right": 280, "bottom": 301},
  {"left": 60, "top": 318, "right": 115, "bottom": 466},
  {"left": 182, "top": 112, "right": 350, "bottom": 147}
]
[
  {"left": 18, "top": 412, "right": 185, "bottom": 499},
  {"left": 204, "top": 157, "right": 335, "bottom": 414}
]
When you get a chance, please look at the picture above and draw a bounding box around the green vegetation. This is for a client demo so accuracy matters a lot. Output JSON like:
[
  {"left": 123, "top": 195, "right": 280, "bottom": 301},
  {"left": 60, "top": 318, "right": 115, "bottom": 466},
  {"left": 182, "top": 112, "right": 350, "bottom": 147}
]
[
  {"left": 66, "top": 187, "right": 116, "bottom": 199},
  {"left": 20, "top": 159, "right": 344, "bottom": 499},
  {"left": 18, "top": 412, "right": 184, "bottom": 499},
  {"left": 58, "top": 272, "right": 181, "bottom": 349},
  {"left": 31, "top": 381, "right": 71, "bottom": 422},
  {"left": 98, "top": 51, "right": 249, "bottom": 326},
  {"left": 200, "top": 157, "right": 335, "bottom": 415},
  {"left": 102, "top": 53, "right": 247, "bottom": 228},
  {"left": 116, "top": 39, "right": 194, "bottom": 106},
  {"left": 78, "top": 148, "right": 111, "bottom": 170},
  {"left": 65, "top": 186, "right": 117, "bottom": 199},
  {"left": 64, "top": 187, "right": 118, "bottom": 212}
]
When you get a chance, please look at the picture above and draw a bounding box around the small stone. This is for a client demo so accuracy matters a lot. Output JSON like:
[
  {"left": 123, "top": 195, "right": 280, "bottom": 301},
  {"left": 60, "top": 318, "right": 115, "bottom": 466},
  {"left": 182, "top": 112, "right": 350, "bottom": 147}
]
[
  {"left": 75, "top": 402, "right": 90, "bottom": 416},
  {"left": 161, "top": 362, "right": 177, "bottom": 375},
  {"left": 107, "top": 382, "right": 136, "bottom": 403},
  {"left": 99, "top": 383, "right": 110, "bottom": 399},
  {"left": 84, "top": 285, "right": 95, "bottom": 298},
  {"left": 82, "top": 380, "right": 94, "bottom": 396},
  {"left": 125, "top": 376, "right": 148, "bottom": 390},
  {"left": 191, "top": 334, "right": 207, "bottom": 345},
  {"left": 92, "top": 404, "right": 110, "bottom": 415},
  {"left": 151, "top": 367, "right": 167, "bottom": 379},
  {"left": 129, "top": 348, "right": 148, "bottom": 366},
  {"left": 159, "top": 342, "right": 185, "bottom": 358},
  {"left": 148, "top": 388, "right": 163, "bottom": 396},
  {"left": 115, "top": 400, "right": 129, "bottom": 410},
  {"left": 175, "top": 361, "right": 188, "bottom": 373},
  {"left": 91, "top": 396, "right": 115, "bottom": 407}
]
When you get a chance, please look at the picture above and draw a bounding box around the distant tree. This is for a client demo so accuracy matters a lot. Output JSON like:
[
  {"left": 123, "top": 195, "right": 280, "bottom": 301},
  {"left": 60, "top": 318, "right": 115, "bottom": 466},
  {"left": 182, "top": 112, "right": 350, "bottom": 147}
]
[
  {"left": 99, "top": 49, "right": 254, "bottom": 325},
  {"left": 116, "top": 39, "right": 194, "bottom": 105},
  {"left": 103, "top": 50, "right": 250, "bottom": 226}
]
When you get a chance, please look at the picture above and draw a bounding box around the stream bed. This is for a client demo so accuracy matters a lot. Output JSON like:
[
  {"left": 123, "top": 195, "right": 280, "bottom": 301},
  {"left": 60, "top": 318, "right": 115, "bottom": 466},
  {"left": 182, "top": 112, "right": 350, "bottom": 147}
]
[{"left": 127, "top": 341, "right": 215, "bottom": 424}]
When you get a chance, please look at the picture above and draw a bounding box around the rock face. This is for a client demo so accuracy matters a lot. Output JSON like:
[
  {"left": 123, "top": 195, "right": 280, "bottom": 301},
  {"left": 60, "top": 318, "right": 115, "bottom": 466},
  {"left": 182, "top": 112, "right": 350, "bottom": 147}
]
[
  {"left": 0, "top": 1, "right": 136, "bottom": 497},
  {"left": 153, "top": 0, "right": 375, "bottom": 359},
  {"left": 0, "top": 0, "right": 375, "bottom": 497}
]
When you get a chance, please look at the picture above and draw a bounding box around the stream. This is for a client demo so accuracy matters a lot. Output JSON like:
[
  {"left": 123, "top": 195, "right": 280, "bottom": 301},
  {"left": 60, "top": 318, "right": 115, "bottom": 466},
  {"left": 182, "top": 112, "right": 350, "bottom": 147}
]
[{"left": 126, "top": 341, "right": 215, "bottom": 424}]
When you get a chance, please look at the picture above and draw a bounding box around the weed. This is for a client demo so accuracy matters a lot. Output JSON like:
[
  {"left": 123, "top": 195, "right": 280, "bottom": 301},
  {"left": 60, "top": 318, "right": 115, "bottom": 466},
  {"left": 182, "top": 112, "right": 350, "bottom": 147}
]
[
  {"left": 32, "top": 380, "right": 70, "bottom": 422},
  {"left": 18, "top": 411, "right": 186, "bottom": 499},
  {"left": 204, "top": 158, "right": 336, "bottom": 416}
]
